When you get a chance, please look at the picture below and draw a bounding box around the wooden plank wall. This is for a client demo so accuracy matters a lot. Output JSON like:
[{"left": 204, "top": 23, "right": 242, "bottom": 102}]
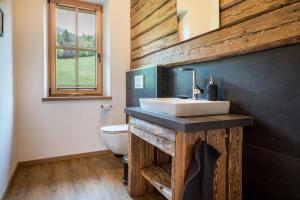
[
  {"left": 130, "top": 0, "right": 178, "bottom": 61},
  {"left": 130, "top": 0, "right": 300, "bottom": 69}
]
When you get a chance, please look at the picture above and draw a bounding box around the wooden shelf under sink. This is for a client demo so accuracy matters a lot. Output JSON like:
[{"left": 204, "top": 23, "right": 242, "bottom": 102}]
[
  {"left": 141, "top": 165, "right": 172, "bottom": 200},
  {"left": 159, "top": 163, "right": 172, "bottom": 174}
]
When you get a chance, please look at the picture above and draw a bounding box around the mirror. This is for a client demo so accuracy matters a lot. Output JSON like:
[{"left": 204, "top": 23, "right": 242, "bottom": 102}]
[{"left": 177, "top": 0, "right": 220, "bottom": 41}]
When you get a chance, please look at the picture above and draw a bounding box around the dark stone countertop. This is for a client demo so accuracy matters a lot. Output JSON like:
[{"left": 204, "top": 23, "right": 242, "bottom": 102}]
[{"left": 124, "top": 107, "right": 253, "bottom": 132}]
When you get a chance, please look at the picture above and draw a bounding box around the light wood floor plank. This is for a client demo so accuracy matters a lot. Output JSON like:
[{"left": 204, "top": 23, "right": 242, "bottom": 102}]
[{"left": 4, "top": 154, "right": 165, "bottom": 200}]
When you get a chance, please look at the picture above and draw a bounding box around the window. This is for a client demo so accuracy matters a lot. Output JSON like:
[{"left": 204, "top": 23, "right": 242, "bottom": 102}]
[{"left": 49, "top": 0, "right": 102, "bottom": 96}]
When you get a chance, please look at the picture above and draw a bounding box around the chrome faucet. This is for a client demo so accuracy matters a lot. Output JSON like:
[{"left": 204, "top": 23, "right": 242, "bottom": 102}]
[{"left": 179, "top": 68, "right": 204, "bottom": 100}]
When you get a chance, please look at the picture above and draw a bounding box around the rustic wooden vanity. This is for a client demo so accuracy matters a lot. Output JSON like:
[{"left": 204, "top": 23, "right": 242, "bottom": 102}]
[{"left": 125, "top": 107, "right": 253, "bottom": 200}]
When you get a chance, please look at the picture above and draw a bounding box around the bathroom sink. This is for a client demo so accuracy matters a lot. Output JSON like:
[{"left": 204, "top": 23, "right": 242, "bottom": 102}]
[{"left": 139, "top": 98, "right": 230, "bottom": 117}]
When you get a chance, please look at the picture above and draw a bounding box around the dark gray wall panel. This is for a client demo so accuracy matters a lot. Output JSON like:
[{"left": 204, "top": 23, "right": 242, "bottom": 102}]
[
  {"left": 243, "top": 144, "right": 300, "bottom": 200},
  {"left": 165, "top": 43, "right": 300, "bottom": 199},
  {"left": 166, "top": 44, "right": 300, "bottom": 158},
  {"left": 126, "top": 66, "right": 165, "bottom": 107}
]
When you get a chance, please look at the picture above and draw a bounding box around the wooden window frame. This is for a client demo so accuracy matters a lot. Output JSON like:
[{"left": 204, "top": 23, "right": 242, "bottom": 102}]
[{"left": 49, "top": 0, "right": 103, "bottom": 96}]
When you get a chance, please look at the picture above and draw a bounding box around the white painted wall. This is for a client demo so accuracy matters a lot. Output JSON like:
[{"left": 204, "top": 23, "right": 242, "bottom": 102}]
[
  {"left": 0, "top": 0, "right": 17, "bottom": 198},
  {"left": 13, "top": 0, "right": 130, "bottom": 161}
]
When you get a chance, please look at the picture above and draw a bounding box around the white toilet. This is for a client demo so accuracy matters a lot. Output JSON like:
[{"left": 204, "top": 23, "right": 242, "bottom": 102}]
[{"left": 101, "top": 124, "right": 129, "bottom": 155}]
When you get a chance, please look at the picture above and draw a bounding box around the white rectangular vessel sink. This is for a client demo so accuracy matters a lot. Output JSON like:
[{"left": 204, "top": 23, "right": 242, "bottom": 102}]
[{"left": 140, "top": 98, "right": 230, "bottom": 117}]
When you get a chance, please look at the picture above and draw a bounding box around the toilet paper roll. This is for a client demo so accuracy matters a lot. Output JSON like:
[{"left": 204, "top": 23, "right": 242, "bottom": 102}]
[{"left": 101, "top": 104, "right": 112, "bottom": 111}]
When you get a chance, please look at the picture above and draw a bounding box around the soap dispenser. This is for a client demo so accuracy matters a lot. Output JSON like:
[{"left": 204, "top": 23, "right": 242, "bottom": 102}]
[{"left": 207, "top": 76, "right": 218, "bottom": 101}]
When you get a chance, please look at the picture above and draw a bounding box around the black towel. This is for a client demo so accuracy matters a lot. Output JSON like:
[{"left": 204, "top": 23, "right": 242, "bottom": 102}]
[{"left": 181, "top": 141, "right": 221, "bottom": 200}]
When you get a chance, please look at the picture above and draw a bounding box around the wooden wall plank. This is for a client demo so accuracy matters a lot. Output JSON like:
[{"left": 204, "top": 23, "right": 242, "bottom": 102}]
[
  {"left": 131, "top": 0, "right": 147, "bottom": 17},
  {"left": 131, "top": 0, "right": 177, "bottom": 39},
  {"left": 221, "top": 0, "right": 300, "bottom": 27},
  {"left": 131, "top": 33, "right": 178, "bottom": 61},
  {"left": 207, "top": 129, "right": 227, "bottom": 200},
  {"left": 227, "top": 127, "right": 243, "bottom": 200},
  {"left": 131, "top": 3, "right": 300, "bottom": 68},
  {"left": 131, "top": 0, "right": 170, "bottom": 28},
  {"left": 131, "top": 15, "right": 178, "bottom": 50},
  {"left": 220, "top": 0, "right": 244, "bottom": 10},
  {"left": 131, "top": 0, "right": 141, "bottom": 9}
]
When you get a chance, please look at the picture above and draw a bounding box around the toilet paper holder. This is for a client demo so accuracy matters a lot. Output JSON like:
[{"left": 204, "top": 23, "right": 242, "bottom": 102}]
[{"left": 101, "top": 104, "right": 112, "bottom": 111}]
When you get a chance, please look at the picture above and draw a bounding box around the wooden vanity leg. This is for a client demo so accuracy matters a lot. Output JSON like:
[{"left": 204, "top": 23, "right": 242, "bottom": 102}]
[
  {"left": 172, "top": 131, "right": 206, "bottom": 200},
  {"left": 128, "top": 132, "right": 155, "bottom": 197},
  {"left": 227, "top": 127, "right": 243, "bottom": 200},
  {"left": 207, "top": 129, "right": 227, "bottom": 200}
]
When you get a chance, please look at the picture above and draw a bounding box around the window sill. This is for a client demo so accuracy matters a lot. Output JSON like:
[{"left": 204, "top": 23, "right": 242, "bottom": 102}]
[{"left": 42, "top": 96, "right": 112, "bottom": 102}]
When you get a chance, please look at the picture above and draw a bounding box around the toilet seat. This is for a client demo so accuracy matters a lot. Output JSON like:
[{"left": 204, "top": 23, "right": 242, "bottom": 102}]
[{"left": 101, "top": 124, "right": 128, "bottom": 134}]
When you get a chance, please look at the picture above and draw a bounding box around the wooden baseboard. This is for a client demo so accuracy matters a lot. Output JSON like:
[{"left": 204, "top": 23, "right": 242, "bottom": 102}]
[
  {"left": 19, "top": 150, "right": 112, "bottom": 167},
  {"left": 1, "top": 163, "right": 19, "bottom": 200}
]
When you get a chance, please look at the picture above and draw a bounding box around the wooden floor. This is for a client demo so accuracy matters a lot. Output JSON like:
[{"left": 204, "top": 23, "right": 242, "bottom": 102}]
[{"left": 4, "top": 153, "right": 165, "bottom": 200}]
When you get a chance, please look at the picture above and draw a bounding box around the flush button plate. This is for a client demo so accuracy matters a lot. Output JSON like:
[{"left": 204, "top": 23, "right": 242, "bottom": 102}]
[{"left": 134, "top": 75, "right": 144, "bottom": 89}]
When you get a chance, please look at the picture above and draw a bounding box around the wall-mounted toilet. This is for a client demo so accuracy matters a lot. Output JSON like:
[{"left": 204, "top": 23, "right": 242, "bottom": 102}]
[
  {"left": 101, "top": 124, "right": 129, "bottom": 185},
  {"left": 101, "top": 124, "right": 128, "bottom": 156}
]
